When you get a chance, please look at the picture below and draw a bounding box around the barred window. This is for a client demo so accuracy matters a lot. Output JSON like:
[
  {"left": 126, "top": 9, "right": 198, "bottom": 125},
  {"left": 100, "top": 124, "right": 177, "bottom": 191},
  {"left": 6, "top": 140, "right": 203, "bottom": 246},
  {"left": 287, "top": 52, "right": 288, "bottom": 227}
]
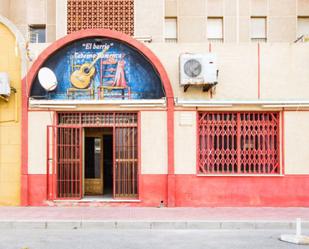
[
  {"left": 198, "top": 112, "right": 280, "bottom": 175},
  {"left": 67, "top": 0, "right": 134, "bottom": 35}
]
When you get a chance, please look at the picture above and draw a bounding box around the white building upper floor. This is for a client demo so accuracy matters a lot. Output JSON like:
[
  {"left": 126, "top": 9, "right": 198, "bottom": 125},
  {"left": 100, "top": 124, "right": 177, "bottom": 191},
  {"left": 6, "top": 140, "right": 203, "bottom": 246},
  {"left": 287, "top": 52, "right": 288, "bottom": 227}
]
[
  {"left": 1, "top": 0, "right": 309, "bottom": 44},
  {"left": 1, "top": 0, "right": 309, "bottom": 102}
]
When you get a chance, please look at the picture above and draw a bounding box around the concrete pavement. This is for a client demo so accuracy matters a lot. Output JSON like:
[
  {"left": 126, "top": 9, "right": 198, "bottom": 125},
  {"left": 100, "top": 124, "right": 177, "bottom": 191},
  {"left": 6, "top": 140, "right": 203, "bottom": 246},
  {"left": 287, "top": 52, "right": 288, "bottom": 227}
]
[
  {"left": 1, "top": 229, "right": 309, "bottom": 249},
  {"left": 0, "top": 207, "right": 308, "bottom": 230}
]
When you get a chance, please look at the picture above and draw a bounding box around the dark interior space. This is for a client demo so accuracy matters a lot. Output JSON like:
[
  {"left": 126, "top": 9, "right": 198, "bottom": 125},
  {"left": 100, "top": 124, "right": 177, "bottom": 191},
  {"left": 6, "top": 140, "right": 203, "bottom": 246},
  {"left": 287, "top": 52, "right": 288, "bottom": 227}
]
[
  {"left": 103, "top": 134, "right": 113, "bottom": 195},
  {"left": 85, "top": 137, "right": 95, "bottom": 179}
]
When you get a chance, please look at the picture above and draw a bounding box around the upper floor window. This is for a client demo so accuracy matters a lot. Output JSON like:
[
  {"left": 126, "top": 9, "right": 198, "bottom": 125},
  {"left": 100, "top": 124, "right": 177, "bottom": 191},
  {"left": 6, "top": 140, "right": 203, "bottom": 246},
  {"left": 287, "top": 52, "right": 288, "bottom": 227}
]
[
  {"left": 297, "top": 17, "right": 309, "bottom": 41},
  {"left": 165, "top": 17, "right": 177, "bottom": 43},
  {"left": 198, "top": 112, "right": 280, "bottom": 175},
  {"left": 251, "top": 17, "right": 267, "bottom": 42},
  {"left": 207, "top": 17, "right": 223, "bottom": 43},
  {"left": 67, "top": 0, "right": 134, "bottom": 36},
  {"left": 29, "top": 25, "right": 46, "bottom": 43}
]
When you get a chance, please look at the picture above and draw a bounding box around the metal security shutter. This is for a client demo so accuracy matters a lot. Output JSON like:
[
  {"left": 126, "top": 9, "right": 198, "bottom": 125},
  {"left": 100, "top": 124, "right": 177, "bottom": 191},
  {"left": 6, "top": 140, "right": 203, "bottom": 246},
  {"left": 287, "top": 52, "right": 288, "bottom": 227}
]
[{"left": 198, "top": 112, "right": 280, "bottom": 175}]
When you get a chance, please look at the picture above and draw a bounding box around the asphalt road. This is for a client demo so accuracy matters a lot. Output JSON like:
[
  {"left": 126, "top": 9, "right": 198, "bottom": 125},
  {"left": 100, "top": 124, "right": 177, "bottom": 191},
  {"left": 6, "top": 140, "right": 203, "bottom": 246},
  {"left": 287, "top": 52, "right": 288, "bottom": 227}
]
[{"left": 0, "top": 229, "right": 308, "bottom": 249}]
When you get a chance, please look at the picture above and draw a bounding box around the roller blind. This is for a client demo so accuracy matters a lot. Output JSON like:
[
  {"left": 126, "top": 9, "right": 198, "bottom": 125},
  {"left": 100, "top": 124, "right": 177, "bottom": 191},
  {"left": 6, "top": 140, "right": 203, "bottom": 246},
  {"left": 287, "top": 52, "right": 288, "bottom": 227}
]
[
  {"left": 207, "top": 18, "right": 223, "bottom": 39},
  {"left": 298, "top": 17, "right": 309, "bottom": 37},
  {"left": 165, "top": 18, "right": 177, "bottom": 39},
  {"left": 251, "top": 17, "right": 266, "bottom": 39}
]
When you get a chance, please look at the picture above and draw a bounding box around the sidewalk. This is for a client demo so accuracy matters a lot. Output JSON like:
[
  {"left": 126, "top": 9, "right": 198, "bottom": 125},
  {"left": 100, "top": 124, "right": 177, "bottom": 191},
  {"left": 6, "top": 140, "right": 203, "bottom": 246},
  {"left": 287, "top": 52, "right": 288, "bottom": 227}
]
[{"left": 0, "top": 207, "right": 308, "bottom": 230}]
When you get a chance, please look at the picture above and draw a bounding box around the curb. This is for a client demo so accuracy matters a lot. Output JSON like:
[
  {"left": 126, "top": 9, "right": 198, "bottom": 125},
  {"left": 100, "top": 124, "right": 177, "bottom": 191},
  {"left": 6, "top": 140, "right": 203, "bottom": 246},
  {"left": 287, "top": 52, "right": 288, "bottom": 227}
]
[{"left": 0, "top": 220, "right": 308, "bottom": 230}]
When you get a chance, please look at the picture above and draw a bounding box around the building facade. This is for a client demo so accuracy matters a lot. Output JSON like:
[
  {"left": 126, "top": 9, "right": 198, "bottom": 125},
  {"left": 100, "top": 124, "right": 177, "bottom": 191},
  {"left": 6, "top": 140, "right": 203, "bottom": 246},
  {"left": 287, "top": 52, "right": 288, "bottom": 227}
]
[
  {"left": 0, "top": 0, "right": 309, "bottom": 206},
  {"left": 0, "top": 15, "right": 25, "bottom": 205}
]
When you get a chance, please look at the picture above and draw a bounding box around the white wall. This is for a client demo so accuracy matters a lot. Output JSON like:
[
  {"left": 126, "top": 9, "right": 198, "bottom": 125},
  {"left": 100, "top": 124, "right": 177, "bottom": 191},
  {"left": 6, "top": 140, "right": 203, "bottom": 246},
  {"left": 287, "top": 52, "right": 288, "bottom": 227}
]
[
  {"left": 56, "top": 0, "right": 67, "bottom": 39},
  {"left": 28, "top": 111, "right": 53, "bottom": 174},
  {"left": 146, "top": 43, "right": 309, "bottom": 101},
  {"left": 134, "top": 0, "right": 164, "bottom": 42},
  {"left": 284, "top": 111, "right": 309, "bottom": 174},
  {"left": 174, "top": 111, "right": 196, "bottom": 174},
  {"left": 141, "top": 111, "right": 167, "bottom": 174}
]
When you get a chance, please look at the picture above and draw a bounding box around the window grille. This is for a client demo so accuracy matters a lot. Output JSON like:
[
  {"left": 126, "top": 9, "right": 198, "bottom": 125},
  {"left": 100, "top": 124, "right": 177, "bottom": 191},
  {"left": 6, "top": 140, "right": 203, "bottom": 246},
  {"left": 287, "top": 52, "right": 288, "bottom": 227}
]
[
  {"left": 58, "top": 112, "right": 137, "bottom": 126},
  {"left": 198, "top": 112, "right": 280, "bottom": 175},
  {"left": 67, "top": 0, "right": 134, "bottom": 35}
]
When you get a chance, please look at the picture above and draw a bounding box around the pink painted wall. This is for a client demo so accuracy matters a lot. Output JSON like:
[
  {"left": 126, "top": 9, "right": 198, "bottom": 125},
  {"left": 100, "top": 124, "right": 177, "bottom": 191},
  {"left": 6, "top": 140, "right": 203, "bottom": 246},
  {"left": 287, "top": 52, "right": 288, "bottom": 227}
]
[{"left": 26, "top": 174, "right": 309, "bottom": 207}]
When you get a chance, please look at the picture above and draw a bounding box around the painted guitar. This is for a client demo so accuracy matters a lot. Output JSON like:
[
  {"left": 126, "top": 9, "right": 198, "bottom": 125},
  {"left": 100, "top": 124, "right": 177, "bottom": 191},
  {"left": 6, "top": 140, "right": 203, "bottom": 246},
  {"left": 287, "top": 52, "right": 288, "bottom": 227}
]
[{"left": 70, "top": 46, "right": 109, "bottom": 89}]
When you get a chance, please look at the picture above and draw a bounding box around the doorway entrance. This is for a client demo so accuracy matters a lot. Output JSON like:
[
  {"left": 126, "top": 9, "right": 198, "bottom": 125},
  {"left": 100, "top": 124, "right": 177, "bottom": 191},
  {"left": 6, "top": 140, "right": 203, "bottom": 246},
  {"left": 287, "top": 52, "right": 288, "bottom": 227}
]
[
  {"left": 48, "top": 112, "right": 139, "bottom": 200},
  {"left": 84, "top": 128, "right": 113, "bottom": 197}
]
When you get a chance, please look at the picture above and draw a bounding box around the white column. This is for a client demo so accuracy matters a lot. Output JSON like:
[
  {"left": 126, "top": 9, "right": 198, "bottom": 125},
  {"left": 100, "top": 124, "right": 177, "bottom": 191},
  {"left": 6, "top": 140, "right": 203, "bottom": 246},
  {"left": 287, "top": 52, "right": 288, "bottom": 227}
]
[{"left": 56, "top": 0, "right": 67, "bottom": 39}]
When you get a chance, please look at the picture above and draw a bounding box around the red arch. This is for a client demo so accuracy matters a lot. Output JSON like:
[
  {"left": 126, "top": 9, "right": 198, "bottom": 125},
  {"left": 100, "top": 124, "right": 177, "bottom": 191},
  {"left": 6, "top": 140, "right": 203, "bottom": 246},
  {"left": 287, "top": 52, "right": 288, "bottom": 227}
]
[
  {"left": 21, "top": 29, "right": 175, "bottom": 206},
  {"left": 24, "top": 28, "right": 174, "bottom": 99}
]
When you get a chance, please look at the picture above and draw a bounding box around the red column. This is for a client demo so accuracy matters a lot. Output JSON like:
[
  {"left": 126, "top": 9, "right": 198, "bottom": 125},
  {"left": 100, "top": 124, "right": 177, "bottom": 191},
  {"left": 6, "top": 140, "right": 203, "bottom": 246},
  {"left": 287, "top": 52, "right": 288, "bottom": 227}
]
[
  {"left": 21, "top": 77, "right": 29, "bottom": 206},
  {"left": 167, "top": 97, "right": 175, "bottom": 207}
]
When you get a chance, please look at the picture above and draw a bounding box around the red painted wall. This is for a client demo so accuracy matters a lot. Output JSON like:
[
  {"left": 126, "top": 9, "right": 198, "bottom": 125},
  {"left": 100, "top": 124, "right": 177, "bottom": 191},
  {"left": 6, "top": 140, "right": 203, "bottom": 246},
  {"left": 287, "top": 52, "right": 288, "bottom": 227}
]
[
  {"left": 27, "top": 174, "right": 167, "bottom": 207},
  {"left": 28, "top": 175, "right": 48, "bottom": 206},
  {"left": 175, "top": 175, "right": 309, "bottom": 207},
  {"left": 27, "top": 174, "right": 309, "bottom": 207}
]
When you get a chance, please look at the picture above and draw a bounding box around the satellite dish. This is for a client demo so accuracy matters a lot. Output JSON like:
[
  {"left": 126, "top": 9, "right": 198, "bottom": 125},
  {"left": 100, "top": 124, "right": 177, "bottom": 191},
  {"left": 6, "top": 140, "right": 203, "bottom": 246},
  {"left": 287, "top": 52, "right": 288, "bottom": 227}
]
[{"left": 38, "top": 67, "right": 58, "bottom": 91}]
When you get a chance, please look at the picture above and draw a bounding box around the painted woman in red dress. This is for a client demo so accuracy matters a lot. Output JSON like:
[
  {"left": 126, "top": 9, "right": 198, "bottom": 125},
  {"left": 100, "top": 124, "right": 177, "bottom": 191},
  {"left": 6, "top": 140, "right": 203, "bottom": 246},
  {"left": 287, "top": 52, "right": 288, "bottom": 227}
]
[{"left": 113, "top": 54, "right": 127, "bottom": 88}]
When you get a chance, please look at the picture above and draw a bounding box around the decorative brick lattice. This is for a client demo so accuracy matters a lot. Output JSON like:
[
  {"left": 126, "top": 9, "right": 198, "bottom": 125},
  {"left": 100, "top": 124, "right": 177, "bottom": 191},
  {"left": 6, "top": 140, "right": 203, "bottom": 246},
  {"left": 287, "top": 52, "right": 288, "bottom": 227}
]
[
  {"left": 198, "top": 112, "right": 280, "bottom": 175},
  {"left": 67, "top": 0, "right": 134, "bottom": 35},
  {"left": 58, "top": 112, "right": 137, "bottom": 126}
]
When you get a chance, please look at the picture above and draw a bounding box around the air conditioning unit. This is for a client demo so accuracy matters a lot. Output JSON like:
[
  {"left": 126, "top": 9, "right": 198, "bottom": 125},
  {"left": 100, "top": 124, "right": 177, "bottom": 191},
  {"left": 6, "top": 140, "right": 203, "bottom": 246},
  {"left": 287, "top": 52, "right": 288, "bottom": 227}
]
[
  {"left": 179, "top": 53, "right": 218, "bottom": 86},
  {"left": 0, "top": 72, "right": 10, "bottom": 97}
]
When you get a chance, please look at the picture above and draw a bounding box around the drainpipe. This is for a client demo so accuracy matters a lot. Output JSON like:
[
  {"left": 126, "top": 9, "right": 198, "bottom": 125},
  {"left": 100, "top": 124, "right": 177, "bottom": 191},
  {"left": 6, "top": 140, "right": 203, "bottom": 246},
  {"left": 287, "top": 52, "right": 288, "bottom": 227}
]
[{"left": 236, "top": 0, "right": 239, "bottom": 43}]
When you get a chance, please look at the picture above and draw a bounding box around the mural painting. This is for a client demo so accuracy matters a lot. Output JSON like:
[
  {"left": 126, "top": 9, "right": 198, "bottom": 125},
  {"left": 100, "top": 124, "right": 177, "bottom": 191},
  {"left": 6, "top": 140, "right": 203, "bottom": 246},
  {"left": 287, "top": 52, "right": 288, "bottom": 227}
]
[{"left": 30, "top": 38, "right": 165, "bottom": 100}]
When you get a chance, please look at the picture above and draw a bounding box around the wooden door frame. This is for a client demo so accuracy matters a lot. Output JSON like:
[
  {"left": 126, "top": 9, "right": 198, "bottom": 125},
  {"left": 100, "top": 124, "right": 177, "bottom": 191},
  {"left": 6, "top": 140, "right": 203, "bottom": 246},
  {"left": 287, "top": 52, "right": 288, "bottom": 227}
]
[{"left": 84, "top": 129, "right": 105, "bottom": 196}]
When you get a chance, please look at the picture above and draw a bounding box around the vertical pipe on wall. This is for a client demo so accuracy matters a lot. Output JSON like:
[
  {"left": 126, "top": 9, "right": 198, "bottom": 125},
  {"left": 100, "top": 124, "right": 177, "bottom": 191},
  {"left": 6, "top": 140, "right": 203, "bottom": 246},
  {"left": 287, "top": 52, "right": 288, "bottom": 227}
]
[
  {"left": 258, "top": 43, "right": 261, "bottom": 99},
  {"left": 236, "top": 0, "right": 239, "bottom": 43}
]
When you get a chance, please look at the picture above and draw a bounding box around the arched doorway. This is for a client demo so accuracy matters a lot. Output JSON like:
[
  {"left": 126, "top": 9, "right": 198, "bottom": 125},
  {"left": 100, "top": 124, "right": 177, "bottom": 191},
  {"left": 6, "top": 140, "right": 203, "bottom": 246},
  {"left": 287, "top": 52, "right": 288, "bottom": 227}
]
[{"left": 22, "top": 29, "right": 175, "bottom": 206}]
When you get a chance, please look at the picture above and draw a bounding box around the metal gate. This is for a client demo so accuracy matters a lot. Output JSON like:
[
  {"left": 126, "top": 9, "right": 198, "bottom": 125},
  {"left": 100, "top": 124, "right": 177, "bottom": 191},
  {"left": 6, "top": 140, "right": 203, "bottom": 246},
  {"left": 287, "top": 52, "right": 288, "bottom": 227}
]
[
  {"left": 47, "top": 112, "right": 139, "bottom": 200},
  {"left": 114, "top": 127, "right": 138, "bottom": 198},
  {"left": 47, "top": 125, "right": 82, "bottom": 199}
]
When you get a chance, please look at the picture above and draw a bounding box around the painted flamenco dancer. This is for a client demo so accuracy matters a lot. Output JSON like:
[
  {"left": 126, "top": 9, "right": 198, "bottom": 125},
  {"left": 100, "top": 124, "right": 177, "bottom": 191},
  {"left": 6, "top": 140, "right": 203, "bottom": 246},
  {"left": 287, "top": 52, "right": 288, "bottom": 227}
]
[{"left": 112, "top": 54, "right": 127, "bottom": 88}]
